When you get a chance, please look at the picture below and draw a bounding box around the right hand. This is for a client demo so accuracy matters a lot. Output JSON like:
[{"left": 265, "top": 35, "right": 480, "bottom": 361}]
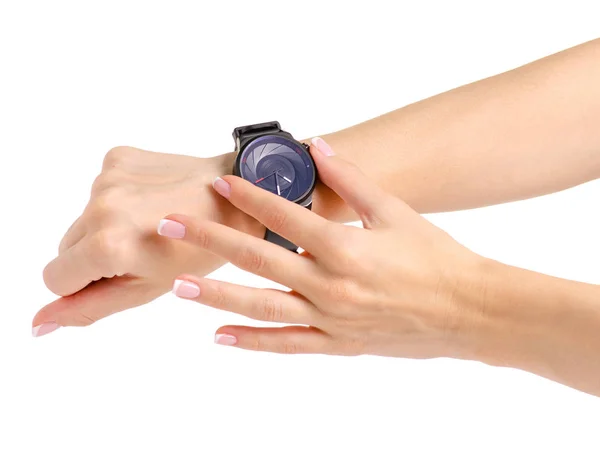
[
  {"left": 159, "top": 138, "right": 487, "bottom": 359},
  {"left": 32, "top": 146, "right": 263, "bottom": 337}
]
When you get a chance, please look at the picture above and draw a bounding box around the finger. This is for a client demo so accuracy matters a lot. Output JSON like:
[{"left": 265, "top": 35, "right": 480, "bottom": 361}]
[
  {"left": 212, "top": 174, "right": 335, "bottom": 254},
  {"left": 58, "top": 217, "right": 87, "bottom": 254},
  {"left": 44, "top": 230, "right": 135, "bottom": 297},
  {"left": 213, "top": 325, "right": 334, "bottom": 354},
  {"left": 158, "top": 216, "right": 320, "bottom": 292},
  {"left": 310, "top": 137, "right": 400, "bottom": 228},
  {"left": 32, "top": 276, "right": 163, "bottom": 336},
  {"left": 172, "top": 275, "right": 320, "bottom": 325}
]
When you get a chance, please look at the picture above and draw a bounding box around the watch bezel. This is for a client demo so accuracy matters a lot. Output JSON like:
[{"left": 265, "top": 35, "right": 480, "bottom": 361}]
[{"left": 233, "top": 133, "right": 317, "bottom": 205}]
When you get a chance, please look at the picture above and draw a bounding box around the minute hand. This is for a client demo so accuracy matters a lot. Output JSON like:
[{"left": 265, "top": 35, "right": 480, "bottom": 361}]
[{"left": 275, "top": 173, "right": 281, "bottom": 195}]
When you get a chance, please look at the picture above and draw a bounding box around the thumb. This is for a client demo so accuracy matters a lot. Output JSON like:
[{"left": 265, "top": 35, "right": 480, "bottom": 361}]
[
  {"left": 310, "top": 137, "right": 403, "bottom": 228},
  {"left": 32, "top": 276, "right": 165, "bottom": 337}
]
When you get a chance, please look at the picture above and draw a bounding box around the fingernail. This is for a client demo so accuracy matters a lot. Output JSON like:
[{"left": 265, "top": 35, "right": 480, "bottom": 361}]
[
  {"left": 311, "top": 137, "right": 335, "bottom": 156},
  {"left": 157, "top": 219, "right": 186, "bottom": 239},
  {"left": 214, "top": 333, "right": 237, "bottom": 346},
  {"left": 32, "top": 322, "right": 61, "bottom": 338},
  {"left": 212, "top": 177, "right": 231, "bottom": 198},
  {"left": 172, "top": 279, "right": 200, "bottom": 299}
]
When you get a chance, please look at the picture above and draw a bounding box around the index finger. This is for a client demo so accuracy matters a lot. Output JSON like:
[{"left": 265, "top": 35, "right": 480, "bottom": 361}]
[{"left": 213, "top": 175, "right": 336, "bottom": 255}]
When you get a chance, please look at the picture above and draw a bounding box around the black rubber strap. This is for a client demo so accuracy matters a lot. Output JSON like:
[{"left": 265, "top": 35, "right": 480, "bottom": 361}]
[
  {"left": 264, "top": 202, "right": 312, "bottom": 252},
  {"left": 265, "top": 229, "right": 299, "bottom": 252},
  {"left": 232, "top": 121, "right": 282, "bottom": 146}
]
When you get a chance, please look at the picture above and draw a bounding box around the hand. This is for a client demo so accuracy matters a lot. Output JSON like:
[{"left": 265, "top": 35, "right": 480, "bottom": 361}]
[
  {"left": 159, "top": 138, "right": 487, "bottom": 358},
  {"left": 33, "top": 147, "right": 263, "bottom": 337}
]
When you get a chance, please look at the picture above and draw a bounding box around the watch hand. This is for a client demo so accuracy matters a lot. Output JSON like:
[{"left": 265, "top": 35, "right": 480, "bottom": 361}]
[
  {"left": 255, "top": 171, "right": 276, "bottom": 184},
  {"left": 280, "top": 174, "right": 292, "bottom": 183},
  {"left": 275, "top": 174, "right": 281, "bottom": 195}
]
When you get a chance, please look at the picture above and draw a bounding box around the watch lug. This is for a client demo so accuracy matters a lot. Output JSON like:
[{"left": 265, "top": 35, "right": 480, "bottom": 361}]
[{"left": 297, "top": 194, "right": 313, "bottom": 208}]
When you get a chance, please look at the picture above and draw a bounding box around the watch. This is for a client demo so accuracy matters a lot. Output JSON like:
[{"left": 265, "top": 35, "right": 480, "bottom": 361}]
[{"left": 232, "top": 121, "right": 317, "bottom": 252}]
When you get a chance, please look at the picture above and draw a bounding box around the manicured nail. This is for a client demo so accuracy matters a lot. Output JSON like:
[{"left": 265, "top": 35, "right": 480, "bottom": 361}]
[
  {"left": 212, "top": 177, "right": 231, "bottom": 198},
  {"left": 157, "top": 219, "right": 186, "bottom": 239},
  {"left": 172, "top": 279, "right": 200, "bottom": 299},
  {"left": 311, "top": 137, "right": 335, "bottom": 156},
  {"left": 214, "top": 333, "right": 237, "bottom": 346},
  {"left": 32, "top": 322, "right": 61, "bottom": 338}
]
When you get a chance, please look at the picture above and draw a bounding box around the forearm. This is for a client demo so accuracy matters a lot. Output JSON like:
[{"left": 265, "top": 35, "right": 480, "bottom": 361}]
[
  {"left": 464, "top": 260, "right": 600, "bottom": 396},
  {"left": 312, "top": 38, "right": 600, "bottom": 221}
]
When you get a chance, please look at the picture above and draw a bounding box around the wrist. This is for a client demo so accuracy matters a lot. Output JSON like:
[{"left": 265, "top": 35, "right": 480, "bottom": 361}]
[
  {"left": 450, "top": 258, "right": 544, "bottom": 368},
  {"left": 449, "top": 258, "right": 516, "bottom": 365},
  {"left": 456, "top": 258, "right": 600, "bottom": 390},
  {"left": 437, "top": 254, "right": 498, "bottom": 361}
]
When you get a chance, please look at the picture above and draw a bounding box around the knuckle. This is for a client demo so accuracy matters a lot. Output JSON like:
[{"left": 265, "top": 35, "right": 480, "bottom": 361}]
[
  {"left": 324, "top": 279, "right": 355, "bottom": 303},
  {"left": 260, "top": 207, "right": 288, "bottom": 234},
  {"left": 319, "top": 232, "right": 341, "bottom": 257},
  {"left": 236, "top": 247, "right": 266, "bottom": 274},
  {"left": 333, "top": 244, "right": 362, "bottom": 270},
  {"left": 90, "top": 175, "right": 108, "bottom": 195},
  {"left": 248, "top": 337, "right": 267, "bottom": 352},
  {"left": 90, "top": 171, "right": 122, "bottom": 195},
  {"left": 90, "top": 230, "right": 132, "bottom": 274},
  {"left": 87, "top": 188, "right": 124, "bottom": 218},
  {"left": 69, "top": 310, "right": 98, "bottom": 327},
  {"left": 256, "top": 295, "right": 284, "bottom": 322},
  {"left": 190, "top": 222, "right": 211, "bottom": 249},
  {"left": 102, "top": 146, "right": 134, "bottom": 169},
  {"left": 280, "top": 342, "right": 300, "bottom": 354},
  {"left": 92, "top": 230, "right": 119, "bottom": 257},
  {"left": 247, "top": 337, "right": 299, "bottom": 354},
  {"left": 212, "top": 283, "right": 228, "bottom": 308}
]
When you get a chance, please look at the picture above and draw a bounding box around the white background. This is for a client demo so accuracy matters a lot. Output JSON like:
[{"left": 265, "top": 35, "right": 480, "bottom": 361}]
[{"left": 1, "top": 1, "right": 599, "bottom": 458}]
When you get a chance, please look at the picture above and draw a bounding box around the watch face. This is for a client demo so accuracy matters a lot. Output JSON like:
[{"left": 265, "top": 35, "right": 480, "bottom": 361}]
[{"left": 237, "top": 134, "right": 316, "bottom": 203}]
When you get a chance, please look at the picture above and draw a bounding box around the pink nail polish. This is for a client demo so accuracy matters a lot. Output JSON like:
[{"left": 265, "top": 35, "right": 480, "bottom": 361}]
[
  {"left": 32, "top": 322, "right": 61, "bottom": 338},
  {"left": 311, "top": 137, "right": 335, "bottom": 156},
  {"left": 214, "top": 333, "right": 237, "bottom": 346},
  {"left": 157, "top": 219, "right": 186, "bottom": 239},
  {"left": 212, "top": 177, "right": 231, "bottom": 198},
  {"left": 172, "top": 279, "right": 200, "bottom": 299}
]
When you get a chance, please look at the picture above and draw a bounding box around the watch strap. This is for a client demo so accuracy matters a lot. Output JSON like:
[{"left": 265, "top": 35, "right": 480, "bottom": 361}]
[
  {"left": 264, "top": 229, "right": 299, "bottom": 252},
  {"left": 232, "top": 121, "right": 282, "bottom": 147},
  {"left": 264, "top": 202, "right": 312, "bottom": 252}
]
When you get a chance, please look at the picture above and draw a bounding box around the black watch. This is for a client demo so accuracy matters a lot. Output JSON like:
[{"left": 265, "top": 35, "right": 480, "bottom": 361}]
[{"left": 232, "top": 121, "right": 317, "bottom": 252}]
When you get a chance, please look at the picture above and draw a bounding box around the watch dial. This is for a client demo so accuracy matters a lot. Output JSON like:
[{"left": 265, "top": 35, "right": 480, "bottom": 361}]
[{"left": 238, "top": 135, "right": 316, "bottom": 202}]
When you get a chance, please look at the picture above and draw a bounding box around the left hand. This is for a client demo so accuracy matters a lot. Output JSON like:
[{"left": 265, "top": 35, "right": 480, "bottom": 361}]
[
  {"left": 158, "top": 138, "right": 488, "bottom": 358},
  {"left": 33, "top": 147, "right": 263, "bottom": 337}
]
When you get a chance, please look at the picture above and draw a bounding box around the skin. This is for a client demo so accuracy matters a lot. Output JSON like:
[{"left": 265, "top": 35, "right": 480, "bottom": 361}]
[
  {"left": 162, "top": 141, "right": 600, "bottom": 397},
  {"left": 34, "top": 39, "right": 600, "bottom": 393},
  {"left": 38, "top": 151, "right": 256, "bottom": 326}
]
